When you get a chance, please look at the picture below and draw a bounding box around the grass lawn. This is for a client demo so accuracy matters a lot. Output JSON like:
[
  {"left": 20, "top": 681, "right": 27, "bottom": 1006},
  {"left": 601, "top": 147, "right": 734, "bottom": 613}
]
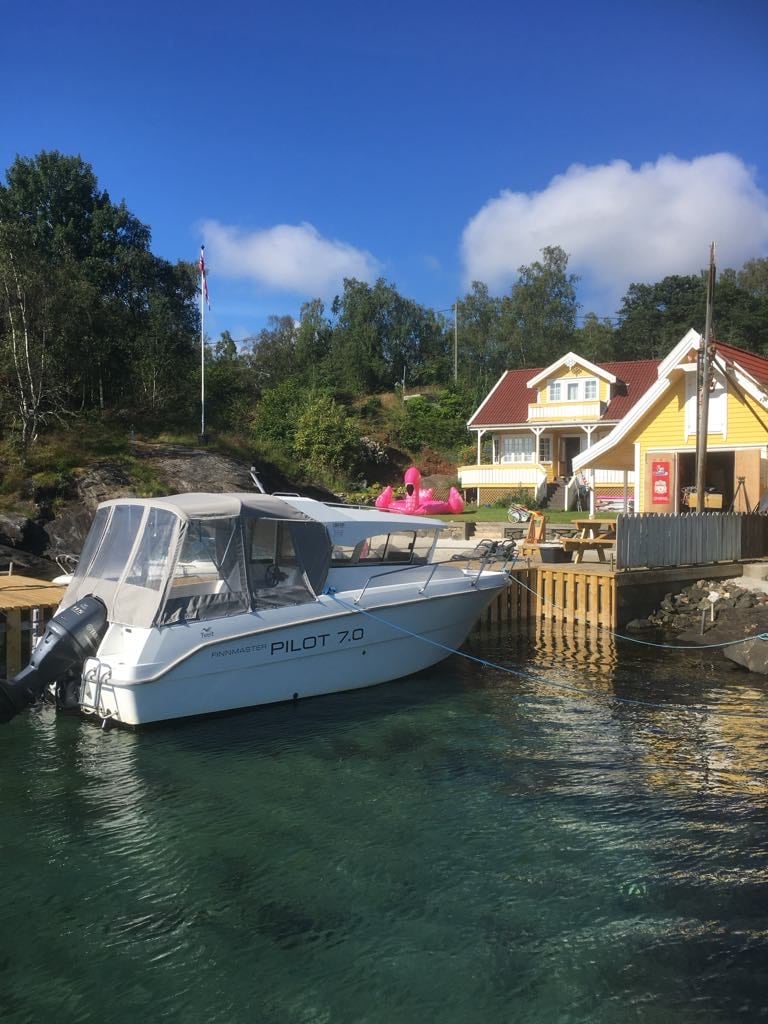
[{"left": 437, "top": 506, "right": 619, "bottom": 524}]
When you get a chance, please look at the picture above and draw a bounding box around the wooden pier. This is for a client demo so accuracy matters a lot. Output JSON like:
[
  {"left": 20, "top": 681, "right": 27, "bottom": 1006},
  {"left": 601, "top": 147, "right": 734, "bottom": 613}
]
[
  {"left": 0, "top": 576, "right": 66, "bottom": 677},
  {"left": 480, "top": 557, "right": 750, "bottom": 631},
  {"left": 484, "top": 563, "right": 616, "bottom": 629}
]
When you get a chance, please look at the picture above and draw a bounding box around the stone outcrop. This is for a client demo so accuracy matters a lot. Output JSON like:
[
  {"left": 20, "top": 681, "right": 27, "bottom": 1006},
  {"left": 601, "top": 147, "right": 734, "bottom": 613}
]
[
  {"left": 12, "top": 443, "right": 340, "bottom": 564},
  {"left": 0, "top": 542, "right": 63, "bottom": 580},
  {"left": 645, "top": 579, "right": 768, "bottom": 634},
  {"left": 130, "top": 443, "right": 252, "bottom": 495},
  {"left": 0, "top": 513, "right": 48, "bottom": 554},
  {"left": 641, "top": 575, "right": 768, "bottom": 676}
]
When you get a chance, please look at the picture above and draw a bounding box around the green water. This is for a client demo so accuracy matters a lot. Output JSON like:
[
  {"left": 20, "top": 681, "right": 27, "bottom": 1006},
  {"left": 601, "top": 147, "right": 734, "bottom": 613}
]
[{"left": 1, "top": 625, "right": 767, "bottom": 1024}]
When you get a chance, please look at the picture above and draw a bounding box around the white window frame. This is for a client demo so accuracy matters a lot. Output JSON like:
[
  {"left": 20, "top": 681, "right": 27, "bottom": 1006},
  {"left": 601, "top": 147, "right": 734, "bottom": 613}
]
[
  {"left": 500, "top": 435, "right": 536, "bottom": 463},
  {"left": 548, "top": 381, "right": 561, "bottom": 401},
  {"left": 538, "top": 436, "right": 552, "bottom": 462}
]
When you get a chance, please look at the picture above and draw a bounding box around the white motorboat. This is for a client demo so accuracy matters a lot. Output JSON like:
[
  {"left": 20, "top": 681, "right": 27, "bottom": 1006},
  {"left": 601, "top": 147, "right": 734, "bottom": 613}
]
[{"left": 0, "top": 493, "right": 512, "bottom": 727}]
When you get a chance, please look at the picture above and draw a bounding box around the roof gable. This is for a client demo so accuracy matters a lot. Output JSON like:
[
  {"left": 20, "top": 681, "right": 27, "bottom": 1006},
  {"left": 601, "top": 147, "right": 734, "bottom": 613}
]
[
  {"left": 467, "top": 358, "right": 660, "bottom": 428},
  {"left": 572, "top": 333, "right": 768, "bottom": 473},
  {"left": 526, "top": 352, "right": 617, "bottom": 388}
]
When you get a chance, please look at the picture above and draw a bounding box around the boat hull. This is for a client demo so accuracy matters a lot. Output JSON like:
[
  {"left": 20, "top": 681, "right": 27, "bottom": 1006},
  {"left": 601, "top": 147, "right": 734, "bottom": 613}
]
[{"left": 80, "top": 583, "right": 502, "bottom": 726}]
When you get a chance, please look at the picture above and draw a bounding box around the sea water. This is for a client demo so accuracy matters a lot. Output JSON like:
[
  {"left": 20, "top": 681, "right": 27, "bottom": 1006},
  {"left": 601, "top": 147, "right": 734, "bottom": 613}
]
[{"left": 1, "top": 624, "right": 767, "bottom": 1024}]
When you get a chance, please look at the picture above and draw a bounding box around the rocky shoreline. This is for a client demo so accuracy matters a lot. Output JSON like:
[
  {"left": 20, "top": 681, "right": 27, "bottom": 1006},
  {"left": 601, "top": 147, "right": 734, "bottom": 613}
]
[
  {"left": 0, "top": 444, "right": 338, "bottom": 579},
  {"left": 627, "top": 575, "right": 768, "bottom": 675}
]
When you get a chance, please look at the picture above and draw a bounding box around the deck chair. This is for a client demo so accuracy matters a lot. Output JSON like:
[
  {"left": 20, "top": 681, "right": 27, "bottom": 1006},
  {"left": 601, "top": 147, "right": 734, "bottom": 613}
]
[{"left": 517, "top": 513, "right": 547, "bottom": 557}]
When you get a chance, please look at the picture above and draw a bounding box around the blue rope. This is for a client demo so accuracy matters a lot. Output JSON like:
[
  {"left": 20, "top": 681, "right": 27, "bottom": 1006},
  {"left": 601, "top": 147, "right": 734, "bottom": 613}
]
[{"left": 325, "top": 589, "right": 768, "bottom": 720}]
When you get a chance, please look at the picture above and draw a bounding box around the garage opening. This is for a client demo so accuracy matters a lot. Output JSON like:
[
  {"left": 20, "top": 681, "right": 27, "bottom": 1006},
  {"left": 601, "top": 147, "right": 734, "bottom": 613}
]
[{"left": 678, "top": 451, "right": 734, "bottom": 510}]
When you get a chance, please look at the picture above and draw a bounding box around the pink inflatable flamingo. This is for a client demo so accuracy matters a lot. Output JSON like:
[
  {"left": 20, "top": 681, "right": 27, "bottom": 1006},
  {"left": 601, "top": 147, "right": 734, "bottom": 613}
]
[{"left": 375, "top": 466, "right": 465, "bottom": 515}]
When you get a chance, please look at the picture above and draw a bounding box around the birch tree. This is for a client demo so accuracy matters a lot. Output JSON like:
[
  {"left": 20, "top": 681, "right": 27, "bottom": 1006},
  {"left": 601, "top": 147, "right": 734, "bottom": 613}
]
[{"left": 0, "top": 228, "right": 69, "bottom": 452}]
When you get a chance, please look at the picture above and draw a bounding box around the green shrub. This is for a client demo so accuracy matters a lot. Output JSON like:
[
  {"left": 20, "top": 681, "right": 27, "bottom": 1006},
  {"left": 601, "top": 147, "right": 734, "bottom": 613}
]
[{"left": 293, "top": 394, "right": 360, "bottom": 484}]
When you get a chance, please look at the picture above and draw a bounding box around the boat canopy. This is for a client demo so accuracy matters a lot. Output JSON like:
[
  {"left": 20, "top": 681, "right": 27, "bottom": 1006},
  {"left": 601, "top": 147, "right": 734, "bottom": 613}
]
[{"left": 60, "top": 494, "right": 333, "bottom": 628}]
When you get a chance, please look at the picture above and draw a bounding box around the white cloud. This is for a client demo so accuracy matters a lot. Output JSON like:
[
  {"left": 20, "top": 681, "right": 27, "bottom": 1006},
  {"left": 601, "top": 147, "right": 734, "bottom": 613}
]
[
  {"left": 202, "top": 219, "right": 380, "bottom": 296},
  {"left": 461, "top": 154, "right": 768, "bottom": 302}
]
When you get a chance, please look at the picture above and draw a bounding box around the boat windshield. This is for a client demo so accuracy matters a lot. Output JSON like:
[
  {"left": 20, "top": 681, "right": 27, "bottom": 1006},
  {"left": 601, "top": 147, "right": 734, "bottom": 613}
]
[
  {"left": 60, "top": 504, "right": 183, "bottom": 627},
  {"left": 159, "top": 516, "right": 249, "bottom": 624},
  {"left": 159, "top": 514, "right": 328, "bottom": 623},
  {"left": 330, "top": 528, "right": 437, "bottom": 565}
]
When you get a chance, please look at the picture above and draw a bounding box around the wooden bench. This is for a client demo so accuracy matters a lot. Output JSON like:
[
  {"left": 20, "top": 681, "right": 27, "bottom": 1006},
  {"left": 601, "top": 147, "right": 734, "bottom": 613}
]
[{"left": 561, "top": 536, "right": 615, "bottom": 563}]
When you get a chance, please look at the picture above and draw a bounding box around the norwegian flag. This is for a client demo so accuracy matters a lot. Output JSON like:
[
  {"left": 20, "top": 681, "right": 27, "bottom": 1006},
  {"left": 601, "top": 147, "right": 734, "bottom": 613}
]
[{"left": 199, "top": 245, "right": 210, "bottom": 309}]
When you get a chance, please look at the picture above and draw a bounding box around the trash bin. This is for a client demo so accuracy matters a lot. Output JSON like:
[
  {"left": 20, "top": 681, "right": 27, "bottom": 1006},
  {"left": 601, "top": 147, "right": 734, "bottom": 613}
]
[{"left": 538, "top": 543, "right": 573, "bottom": 563}]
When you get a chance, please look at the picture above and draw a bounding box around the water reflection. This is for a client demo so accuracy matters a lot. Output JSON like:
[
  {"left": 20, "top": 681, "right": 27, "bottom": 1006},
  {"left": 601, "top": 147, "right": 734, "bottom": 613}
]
[
  {"left": 2, "top": 622, "right": 768, "bottom": 1023},
  {"left": 472, "top": 620, "right": 768, "bottom": 800}
]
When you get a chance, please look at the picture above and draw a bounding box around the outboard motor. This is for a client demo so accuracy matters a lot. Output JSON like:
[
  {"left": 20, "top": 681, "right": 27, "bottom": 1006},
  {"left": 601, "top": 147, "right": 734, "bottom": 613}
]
[{"left": 0, "top": 596, "right": 108, "bottom": 724}]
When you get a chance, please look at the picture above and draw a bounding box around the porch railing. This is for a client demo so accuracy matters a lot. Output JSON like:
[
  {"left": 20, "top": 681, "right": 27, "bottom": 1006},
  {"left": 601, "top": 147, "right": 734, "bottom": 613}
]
[
  {"left": 458, "top": 465, "right": 547, "bottom": 487},
  {"left": 615, "top": 512, "right": 768, "bottom": 570}
]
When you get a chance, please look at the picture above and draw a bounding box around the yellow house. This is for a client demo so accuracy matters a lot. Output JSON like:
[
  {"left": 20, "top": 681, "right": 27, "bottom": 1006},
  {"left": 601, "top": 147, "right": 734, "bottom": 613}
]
[
  {"left": 460, "top": 352, "right": 660, "bottom": 510},
  {"left": 573, "top": 329, "right": 768, "bottom": 513}
]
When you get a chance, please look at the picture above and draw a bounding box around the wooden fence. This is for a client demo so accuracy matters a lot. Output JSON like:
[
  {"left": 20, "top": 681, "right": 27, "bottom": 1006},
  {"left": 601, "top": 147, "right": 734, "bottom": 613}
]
[{"left": 615, "top": 512, "right": 768, "bottom": 570}]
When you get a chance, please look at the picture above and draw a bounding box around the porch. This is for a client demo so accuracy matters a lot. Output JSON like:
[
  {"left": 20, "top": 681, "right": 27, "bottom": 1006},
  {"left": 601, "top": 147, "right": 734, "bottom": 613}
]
[{"left": 457, "top": 462, "right": 634, "bottom": 511}]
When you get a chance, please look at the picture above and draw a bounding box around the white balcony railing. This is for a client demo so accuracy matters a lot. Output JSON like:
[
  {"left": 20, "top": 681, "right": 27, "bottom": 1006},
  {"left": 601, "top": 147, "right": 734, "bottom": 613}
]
[
  {"left": 591, "top": 469, "right": 635, "bottom": 485},
  {"left": 528, "top": 401, "right": 604, "bottom": 421},
  {"left": 458, "top": 464, "right": 547, "bottom": 488}
]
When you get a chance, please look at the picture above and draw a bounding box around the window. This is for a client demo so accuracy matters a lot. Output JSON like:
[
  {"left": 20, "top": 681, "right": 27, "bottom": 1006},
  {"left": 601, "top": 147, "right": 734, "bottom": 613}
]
[
  {"left": 548, "top": 381, "right": 561, "bottom": 401},
  {"left": 501, "top": 436, "right": 535, "bottom": 463},
  {"left": 538, "top": 436, "right": 552, "bottom": 462},
  {"left": 124, "top": 509, "right": 178, "bottom": 591},
  {"left": 87, "top": 504, "right": 145, "bottom": 582},
  {"left": 555, "top": 377, "right": 599, "bottom": 401},
  {"left": 247, "top": 520, "right": 300, "bottom": 587},
  {"left": 71, "top": 506, "right": 110, "bottom": 581},
  {"left": 346, "top": 530, "right": 436, "bottom": 566}
]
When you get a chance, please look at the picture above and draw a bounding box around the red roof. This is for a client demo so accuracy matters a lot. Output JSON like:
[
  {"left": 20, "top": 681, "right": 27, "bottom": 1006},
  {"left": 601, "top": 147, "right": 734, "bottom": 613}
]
[
  {"left": 468, "top": 358, "right": 661, "bottom": 427},
  {"left": 713, "top": 341, "right": 768, "bottom": 386}
]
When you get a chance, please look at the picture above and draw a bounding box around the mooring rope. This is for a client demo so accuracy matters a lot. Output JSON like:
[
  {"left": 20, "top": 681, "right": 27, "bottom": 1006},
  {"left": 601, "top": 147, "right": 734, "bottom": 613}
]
[
  {"left": 325, "top": 588, "right": 768, "bottom": 720},
  {"left": 507, "top": 571, "right": 768, "bottom": 651}
]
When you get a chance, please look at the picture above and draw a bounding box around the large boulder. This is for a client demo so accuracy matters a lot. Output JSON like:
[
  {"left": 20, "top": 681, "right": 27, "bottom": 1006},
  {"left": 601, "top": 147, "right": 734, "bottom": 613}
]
[
  {"left": 43, "top": 506, "right": 94, "bottom": 560},
  {"left": 0, "top": 543, "right": 60, "bottom": 580},
  {"left": 724, "top": 635, "right": 768, "bottom": 674},
  {"left": 0, "top": 513, "right": 48, "bottom": 555}
]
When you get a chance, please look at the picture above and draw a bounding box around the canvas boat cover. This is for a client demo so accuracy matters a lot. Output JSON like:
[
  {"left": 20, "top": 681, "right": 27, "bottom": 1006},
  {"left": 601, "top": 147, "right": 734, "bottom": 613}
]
[{"left": 59, "top": 494, "right": 333, "bottom": 628}]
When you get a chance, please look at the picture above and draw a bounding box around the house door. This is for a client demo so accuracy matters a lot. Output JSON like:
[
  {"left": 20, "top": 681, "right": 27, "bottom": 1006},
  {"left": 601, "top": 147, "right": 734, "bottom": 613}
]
[{"left": 563, "top": 437, "right": 581, "bottom": 477}]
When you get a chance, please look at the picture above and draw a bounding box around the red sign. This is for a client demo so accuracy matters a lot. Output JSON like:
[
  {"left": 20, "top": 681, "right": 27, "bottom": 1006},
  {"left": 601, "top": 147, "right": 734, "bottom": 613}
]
[{"left": 651, "top": 460, "right": 671, "bottom": 504}]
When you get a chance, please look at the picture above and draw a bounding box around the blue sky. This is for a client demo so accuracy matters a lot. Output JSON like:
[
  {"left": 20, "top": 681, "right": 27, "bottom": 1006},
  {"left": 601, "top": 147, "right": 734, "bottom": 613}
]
[{"left": 3, "top": 0, "right": 767, "bottom": 340}]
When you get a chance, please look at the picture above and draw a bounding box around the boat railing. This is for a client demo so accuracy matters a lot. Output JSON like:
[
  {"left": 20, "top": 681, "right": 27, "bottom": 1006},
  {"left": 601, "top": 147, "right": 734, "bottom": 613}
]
[
  {"left": 323, "top": 500, "right": 379, "bottom": 512},
  {"left": 353, "top": 561, "right": 457, "bottom": 605},
  {"left": 55, "top": 553, "right": 79, "bottom": 575},
  {"left": 353, "top": 551, "right": 511, "bottom": 606}
]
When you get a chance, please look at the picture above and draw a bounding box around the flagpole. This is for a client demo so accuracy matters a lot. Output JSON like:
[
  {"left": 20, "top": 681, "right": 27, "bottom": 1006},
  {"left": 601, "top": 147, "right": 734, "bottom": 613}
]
[{"left": 200, "top": 245, "right": 206, "bottom": 442}]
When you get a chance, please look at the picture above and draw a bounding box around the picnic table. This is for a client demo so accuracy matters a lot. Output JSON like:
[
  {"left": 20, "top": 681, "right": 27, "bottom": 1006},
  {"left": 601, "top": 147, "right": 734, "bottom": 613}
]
[{"left": 561, "top": 518, "right": 617, "bottom": 563}]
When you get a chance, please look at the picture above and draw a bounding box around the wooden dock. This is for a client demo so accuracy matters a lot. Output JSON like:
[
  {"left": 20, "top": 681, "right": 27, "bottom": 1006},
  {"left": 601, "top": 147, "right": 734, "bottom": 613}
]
[
  {"left": 484, "top": 563, "right": 616, "bottom": 629},
  {"left": 480, "top": 556, "right": 750, "bottom": 631},
  {"left": 0, "top": 575, "right": 66, "bottom": 677}
]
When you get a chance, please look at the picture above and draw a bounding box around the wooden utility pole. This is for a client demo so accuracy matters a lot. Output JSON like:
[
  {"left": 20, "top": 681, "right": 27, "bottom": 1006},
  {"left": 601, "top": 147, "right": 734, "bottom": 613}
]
[{"left": 695, "top": 243, "right": 716, "bottom": 511}]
